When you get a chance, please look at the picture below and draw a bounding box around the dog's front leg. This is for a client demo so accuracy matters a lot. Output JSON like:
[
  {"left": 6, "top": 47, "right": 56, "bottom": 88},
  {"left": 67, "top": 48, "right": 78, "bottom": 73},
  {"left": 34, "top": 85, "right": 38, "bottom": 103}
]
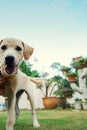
[
  {"left": 15, "top": 90, "right": 24, "bottom": 120},
  {"left": 6, "top": 96, "right": 16, "bottom": 130}
]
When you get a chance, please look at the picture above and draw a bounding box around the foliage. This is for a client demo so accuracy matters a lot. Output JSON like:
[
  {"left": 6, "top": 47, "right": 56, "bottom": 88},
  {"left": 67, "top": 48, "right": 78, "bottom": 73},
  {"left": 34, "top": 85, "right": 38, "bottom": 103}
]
[
  {"left": 58, "top": 79, "right": 71, "bottom": 89},
  {"left": 66, "top": 103, "right": 72, "bottom": 109},
  {"left": 66, "top": 71, "right": 77, "bottom": 77},
  {"left": 53, "top": 78, "right": 73, "bottom": 97},
  {"left": 43, "top": 75, "right": 70, "bottom": 97},
  {"left": 71, "top": 56, "right": 87, "bottom": 69},
  {"left": 45, "top": 79, "right": 54, "bottom": 87},
  {"left": 40, "top": 75, "right": 68, "bottom": 97},
  {"left": 51, "top": 62, "right": 61, "bottom": 69},
  {"left": 50, "top": 62, "right": 73, "bottom": 97},
  {"left": 54, "top": 88, "right": 73, "bottom": 97},
  {"left": 44, "top": 77, "right": 59, "bottom": 97},
  {"left": 50, "top": 62, "right": 75, "bottom": 88},
  {"left": 50, "top": 62, "right": 61, "bottom": 74},
  {"left": 75, "top": 98, "right": 82, "bottom": 102},
  {"left": 54, "top": 89, "right": 64, "bottom": 97},
  {"left": 20, "top": 60, "right": 40, "bottom": 77},
  {"left": 52, "top": 75, "right": 63, "bottom": 84},
  {"left": 60, "top": 65, "right": 71, "bottom": 71}
]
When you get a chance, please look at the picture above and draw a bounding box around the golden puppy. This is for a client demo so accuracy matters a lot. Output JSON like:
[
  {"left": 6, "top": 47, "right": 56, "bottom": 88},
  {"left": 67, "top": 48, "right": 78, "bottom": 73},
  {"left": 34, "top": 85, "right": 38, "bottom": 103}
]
[{"left": 0, "top": 38, "right": 40, "bottom": 130}]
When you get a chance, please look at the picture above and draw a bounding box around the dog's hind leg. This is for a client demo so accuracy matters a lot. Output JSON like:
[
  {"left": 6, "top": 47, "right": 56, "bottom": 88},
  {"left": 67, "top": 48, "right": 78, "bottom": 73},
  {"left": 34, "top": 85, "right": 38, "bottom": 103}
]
[{"left": 25, "top": 89, "right": 40, "bottom": 128}]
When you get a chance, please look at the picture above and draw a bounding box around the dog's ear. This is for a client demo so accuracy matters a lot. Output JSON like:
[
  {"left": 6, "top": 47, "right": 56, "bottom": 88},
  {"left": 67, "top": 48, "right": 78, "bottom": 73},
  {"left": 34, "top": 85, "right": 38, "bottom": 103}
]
[
  {"left": 22, "top": 42, "right": 34, "bottom": 60},
  {"left": 0, "top": 40, "right": 3, "bottom": 44}
]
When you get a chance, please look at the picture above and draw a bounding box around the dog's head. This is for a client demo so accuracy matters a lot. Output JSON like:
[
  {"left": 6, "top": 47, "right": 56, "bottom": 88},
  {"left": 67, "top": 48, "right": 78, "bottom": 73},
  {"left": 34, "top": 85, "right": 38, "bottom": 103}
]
[{"left": 0, "top": 38, "right": 34, "bottom": 76}]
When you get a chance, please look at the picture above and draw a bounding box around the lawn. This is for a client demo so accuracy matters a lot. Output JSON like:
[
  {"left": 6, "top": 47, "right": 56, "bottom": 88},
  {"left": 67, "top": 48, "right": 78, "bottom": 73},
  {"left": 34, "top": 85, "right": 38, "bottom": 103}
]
[{"left": 0, "top": 109, "right": 87, "bottom": 130}]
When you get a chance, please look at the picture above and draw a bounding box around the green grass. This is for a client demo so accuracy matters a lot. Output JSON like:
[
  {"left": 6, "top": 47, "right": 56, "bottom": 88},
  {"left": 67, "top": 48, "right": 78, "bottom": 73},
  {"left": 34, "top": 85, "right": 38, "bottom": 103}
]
[{"left": 0, "top": 109, "right": 87, "bottom": 130}]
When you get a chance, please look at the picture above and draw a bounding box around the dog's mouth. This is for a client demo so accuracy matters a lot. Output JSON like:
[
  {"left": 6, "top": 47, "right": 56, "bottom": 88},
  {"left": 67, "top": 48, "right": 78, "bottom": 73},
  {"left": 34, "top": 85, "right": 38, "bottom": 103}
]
[
  {"left": 4, "top": 55, "right": 19, "bottom": 74},
  {"left": 5, "top": 64, "right": 18, "bottom": 74}
]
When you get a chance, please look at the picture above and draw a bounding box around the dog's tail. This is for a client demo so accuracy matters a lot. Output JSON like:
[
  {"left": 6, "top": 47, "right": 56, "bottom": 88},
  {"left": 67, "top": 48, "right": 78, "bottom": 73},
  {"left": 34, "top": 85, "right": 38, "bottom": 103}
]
[{"left": 29, "top": 77, "right": 46, "bottom": 85}]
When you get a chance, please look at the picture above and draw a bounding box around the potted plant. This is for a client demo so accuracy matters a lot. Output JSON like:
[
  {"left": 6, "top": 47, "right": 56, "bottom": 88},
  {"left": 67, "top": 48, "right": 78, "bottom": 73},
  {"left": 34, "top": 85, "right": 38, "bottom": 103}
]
[
  {"left": 66, "top": 71, "right": 77, "bottom": 82},
  {"left": 60, "top": 66, "right": 71, "bottom": 75},
  {"left": 62, "top": 88, "right": 73, "bottom": 98},
  {"left": 53, "top": 78, "right": 73, "bottom": 108},
  {"left": 53, "top": 89, "right": 66, "bottom": 109},
  {"left": 54, "top": 78, "right": 73, "bottom": 98},
  {"left": 54, "top": 88, "right": 73, "bottom": 98},
  {"left": 74, "top": 98, "right": 82, "bottom": 110},
  {"left": 82, "top": 100, "right": 87, "bottom": 110},
  {"left": 41, "top": 78, "right": 58, "bottom": 109},
  {"left": 71, "top": 56, "right": 87, "bottom": 69},
  {"left": 42, "top": 96, "right": 58, "bottom": 109}
]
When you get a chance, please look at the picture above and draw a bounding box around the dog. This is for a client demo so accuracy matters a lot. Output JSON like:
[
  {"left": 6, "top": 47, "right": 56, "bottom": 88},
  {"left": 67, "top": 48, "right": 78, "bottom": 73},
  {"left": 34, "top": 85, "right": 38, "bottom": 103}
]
[{"left": 0, "top": 38, "right": 40, "bottom": 130}]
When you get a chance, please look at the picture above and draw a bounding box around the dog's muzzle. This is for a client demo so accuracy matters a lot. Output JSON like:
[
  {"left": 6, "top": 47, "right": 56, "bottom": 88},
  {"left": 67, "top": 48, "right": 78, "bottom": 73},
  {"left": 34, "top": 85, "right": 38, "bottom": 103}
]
[{"left": 5, "top": 55, "right": 17, "bottom": 74}]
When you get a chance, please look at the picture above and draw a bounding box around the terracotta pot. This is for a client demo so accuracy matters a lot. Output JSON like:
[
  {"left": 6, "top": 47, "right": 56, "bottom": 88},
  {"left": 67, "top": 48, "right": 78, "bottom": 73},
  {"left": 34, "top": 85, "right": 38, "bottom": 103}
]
[
  {"left": 57, "top": 97, "right": 66, "bottom": 109},
  {"left": 62, "top": 70, "right": 69, "bottom": 75},
  {"left": 67, "top": 75, "right": 76, "bottom": 82},
  {"left": 63, "top": 91, "right": 73, "bottom": 98},
  {"left": 73, "top": 56, "right": 82, "bottom": 62},
  {"left": 82, "top": 61, "right": 87, "bottom": 68},
  {"left": 42, "top": 97, "right": 58, "bottom": 109},
  {"left": 76, "top": 61, "right": 87, "bottom": 69}
]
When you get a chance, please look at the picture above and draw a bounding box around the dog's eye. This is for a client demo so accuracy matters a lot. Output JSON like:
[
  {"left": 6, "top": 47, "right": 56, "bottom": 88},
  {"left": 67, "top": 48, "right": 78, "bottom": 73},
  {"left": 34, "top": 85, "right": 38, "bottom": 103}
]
[
  {"left": 15, "top": 46, "right": 22, "bottom": 51},
  {"left": 1, "top": 45, "right": 7, "bottom": 50}
]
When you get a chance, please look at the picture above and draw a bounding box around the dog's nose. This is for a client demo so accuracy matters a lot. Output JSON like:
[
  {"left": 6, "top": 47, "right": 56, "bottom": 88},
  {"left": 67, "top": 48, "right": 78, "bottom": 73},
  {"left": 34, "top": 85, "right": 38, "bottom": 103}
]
[{"left": 5, "top": 56, "right": 15, "bottom": 64}]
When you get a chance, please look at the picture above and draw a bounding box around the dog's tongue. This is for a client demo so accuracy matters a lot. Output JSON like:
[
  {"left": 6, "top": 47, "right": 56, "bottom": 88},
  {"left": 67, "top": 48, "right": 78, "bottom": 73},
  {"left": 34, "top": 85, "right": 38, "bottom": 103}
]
[{"left": 5, "top": 65, "right": 16, "bottom": 74}]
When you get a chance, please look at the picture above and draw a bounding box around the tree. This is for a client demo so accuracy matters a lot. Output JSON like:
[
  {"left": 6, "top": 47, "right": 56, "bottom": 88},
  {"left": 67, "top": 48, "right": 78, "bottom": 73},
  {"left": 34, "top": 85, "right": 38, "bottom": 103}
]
[
  {"left": 51, "top": 62, "right": 61, "bottom": 75},
  {"left": 20, "top": 60, "right": 40, "bottom": 77},
  {"left": 50, "top": 62, "right": 62, "bottom": 88}
]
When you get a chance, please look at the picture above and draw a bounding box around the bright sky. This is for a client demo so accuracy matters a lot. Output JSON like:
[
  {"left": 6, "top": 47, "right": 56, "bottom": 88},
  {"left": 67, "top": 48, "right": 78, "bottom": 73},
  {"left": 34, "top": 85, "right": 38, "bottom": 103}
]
[{"left": 0, "top": 0, "right": 87, "bottom": 75}]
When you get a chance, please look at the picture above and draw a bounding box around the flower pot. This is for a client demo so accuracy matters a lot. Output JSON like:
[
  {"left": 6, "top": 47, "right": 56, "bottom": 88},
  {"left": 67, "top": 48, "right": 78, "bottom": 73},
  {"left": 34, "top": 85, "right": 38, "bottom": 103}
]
[
  {"left": 57, "top": 97, "right": 66, "bottom": 109},
  {"left": 72, "top": 57, "right": 87, "bottom": 69},
  {"left": 63, "top": 91, "right": 73, "bottom": 98},
  {"left": 82, "top": 61, "right": 87, "bottom": 68},
  {"left": 67, "top": 75, "right": 76, "bottom": 82},
  {"left": 73, "top": 56, "right": 82, "bottom": 62},
  {"left": 63, "top": 88, "right": 73, "bottom": 98},
  {"left": 62, "top": 70, "right": 69, "bottom": 75},
  {"left": 42, "top": 97, "right": 58, "bottom": 109},
  {"left": 76, "top": 61, "right": 87, "bottom": 69},
  {"left": 61, "top": 66, "right": 70, "bottom": 75}
]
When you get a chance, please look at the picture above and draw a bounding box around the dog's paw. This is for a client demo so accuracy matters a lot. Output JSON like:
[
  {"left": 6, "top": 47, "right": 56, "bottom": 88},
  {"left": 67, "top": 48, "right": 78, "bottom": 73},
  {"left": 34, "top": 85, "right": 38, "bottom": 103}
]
[
  {"left": 33, "top": 121, "right": 40, "bottom": 128},
  {"left": 6, "top": 126, "right": 13, "bottom": 130}
]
